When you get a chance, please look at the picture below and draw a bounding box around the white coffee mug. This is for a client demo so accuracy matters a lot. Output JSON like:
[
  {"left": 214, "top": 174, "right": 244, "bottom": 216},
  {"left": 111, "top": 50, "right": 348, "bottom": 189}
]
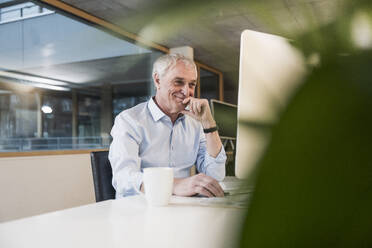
[{"left": 143, "top": 167, "right": 174, "bottom": 206}]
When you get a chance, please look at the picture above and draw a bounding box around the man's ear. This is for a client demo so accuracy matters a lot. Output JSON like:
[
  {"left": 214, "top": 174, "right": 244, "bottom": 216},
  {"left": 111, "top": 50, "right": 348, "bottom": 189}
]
[{"left": 153, "top": 72, "right": 160, "bottom": 90}]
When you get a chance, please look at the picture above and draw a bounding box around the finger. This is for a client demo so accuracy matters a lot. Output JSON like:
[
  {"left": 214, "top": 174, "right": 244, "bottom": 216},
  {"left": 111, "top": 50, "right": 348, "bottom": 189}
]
[
  {"left": 192, "top": 101, "right": 199, "bottom": 115},
  {"left": 197, "top": 101, "right": 202, "bottom": 113},
  {"left": 190, "top": 99, "right": 202, "bottom": 114},
  {"left": 180, "top": 110, "right": 197, "bottom": 119},
  {"left": 199, "top": 180, "right": 220, "bottom": 197},
  {"left": 202, "top": 177, "right": 224, "bottom": 197},
  {"left": 195, "top": 186, "right": 214, "bottom": 198},
  {"left": 192, "top": 174, "right": 216, "bottom": 197},
  {"left": 211, "top": 181, "right": 225, "bottom": 197},
  {"left": 211, "top": 183, "right": 224, "bottom": 197},
  {"left": 182, "top": 97, "right": 191, "bottom": 105},
  {"left": 207, "top": 177, "right": 225, "bottom": 197},
  {"left": 201, "top": 100, "right": 211, "bottom": 115}
]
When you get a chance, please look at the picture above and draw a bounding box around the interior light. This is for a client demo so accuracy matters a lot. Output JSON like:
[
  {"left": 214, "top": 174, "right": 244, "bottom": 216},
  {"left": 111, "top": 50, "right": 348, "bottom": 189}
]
[
  {"left": 0, "top": 71, "right": 69, "bottom": 86},
  {"left": 0, "top": 70, "right": 70, "bottom": 91},
  {"left": 41, "top": 105, "right": 53, "bottom": 114}
]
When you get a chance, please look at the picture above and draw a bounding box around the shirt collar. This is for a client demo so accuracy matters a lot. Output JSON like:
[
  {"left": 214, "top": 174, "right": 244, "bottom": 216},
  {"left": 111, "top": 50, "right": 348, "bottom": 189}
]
[
  {"left": 148, "top": 97, "right": 166, "bottom": 122},
  {"left": 148, "top": 97, "right": 185, "bottom": 123}
]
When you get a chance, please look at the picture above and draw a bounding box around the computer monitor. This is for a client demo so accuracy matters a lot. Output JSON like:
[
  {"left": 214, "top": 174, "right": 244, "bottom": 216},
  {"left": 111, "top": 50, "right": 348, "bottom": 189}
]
[
  {"left": 210, "top": 99, "right": 237, "bottom": 139},
  {"left": 235, "top": 30, "right": 306, "bottom": 181}
]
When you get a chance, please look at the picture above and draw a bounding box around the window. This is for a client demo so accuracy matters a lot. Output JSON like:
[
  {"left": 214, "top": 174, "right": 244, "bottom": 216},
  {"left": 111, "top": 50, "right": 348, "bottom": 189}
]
[
  {"left": 0, "top": 2, "right": 163, "bottom": 152},
  {"left": 0, "top": 2, "right": 53, "bottom": 24},
  {"left": 199, "top": 68, "right": 220, "bottom": 102}
]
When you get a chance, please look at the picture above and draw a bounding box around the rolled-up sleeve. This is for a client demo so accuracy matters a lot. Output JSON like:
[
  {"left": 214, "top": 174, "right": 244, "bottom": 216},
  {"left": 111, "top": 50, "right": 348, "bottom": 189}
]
[
  {"left": 195, "top": 132, "right": 226, "bottom": 182},
  {"left": 108, "top": 114, "right": 143, "bottom": 198}
]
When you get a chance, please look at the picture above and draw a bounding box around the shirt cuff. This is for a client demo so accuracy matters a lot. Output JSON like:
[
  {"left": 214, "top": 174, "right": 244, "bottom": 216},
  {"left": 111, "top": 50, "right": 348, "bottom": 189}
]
[
  {"left": 205, "top": 146, "right": 227, "bottom": 163},
  {"left": 204, "top": 146, "right": 227, "bottom": 182},
  {"left": 132, "top": 171, "right": 143, "bottom": 194}
]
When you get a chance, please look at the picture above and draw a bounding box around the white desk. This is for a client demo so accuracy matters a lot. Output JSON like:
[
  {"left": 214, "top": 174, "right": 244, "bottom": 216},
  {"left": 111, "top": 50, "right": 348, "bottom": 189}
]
[{"left": 0, "top": 195, "right": 247, "bottom": 248}]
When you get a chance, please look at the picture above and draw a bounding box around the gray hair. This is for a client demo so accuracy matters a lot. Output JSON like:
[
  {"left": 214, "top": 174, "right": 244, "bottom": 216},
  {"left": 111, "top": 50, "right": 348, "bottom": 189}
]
[{"left": 152, "top": 53, "right": 197, "bottom": 79}]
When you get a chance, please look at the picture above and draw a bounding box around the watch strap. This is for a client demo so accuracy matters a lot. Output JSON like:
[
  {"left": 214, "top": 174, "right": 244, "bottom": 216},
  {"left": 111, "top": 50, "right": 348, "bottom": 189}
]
[{"left": 203, "top": 126, "right": 218, "bottom": 133}]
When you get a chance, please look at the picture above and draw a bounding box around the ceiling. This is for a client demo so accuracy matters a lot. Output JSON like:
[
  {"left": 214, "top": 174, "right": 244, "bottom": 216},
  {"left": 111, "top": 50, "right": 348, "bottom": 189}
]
[
  {"left": 0, "top": 0, "right": 346, "bottom": 102},
  {"left": 21, "top": 53, "right": 153, "bottom": 86},
  {"left": 52, "top": 0, "right": 344, "bottom": 94}
]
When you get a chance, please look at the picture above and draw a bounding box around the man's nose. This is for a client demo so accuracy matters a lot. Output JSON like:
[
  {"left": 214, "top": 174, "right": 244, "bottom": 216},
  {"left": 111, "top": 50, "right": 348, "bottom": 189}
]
[{"left": 182, "top": 85, "right": 190, "bottom": 96}]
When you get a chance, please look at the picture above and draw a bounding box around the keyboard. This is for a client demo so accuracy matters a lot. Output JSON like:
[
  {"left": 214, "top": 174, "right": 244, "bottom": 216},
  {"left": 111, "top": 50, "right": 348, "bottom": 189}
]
[{"left": 219, "top": 176, "right": 254, "bottom": 195}]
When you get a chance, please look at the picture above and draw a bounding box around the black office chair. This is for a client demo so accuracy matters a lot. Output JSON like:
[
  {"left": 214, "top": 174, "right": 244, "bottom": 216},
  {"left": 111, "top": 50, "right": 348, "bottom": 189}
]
[{"left": 90, "top": 151, "right": 116, "bottom": 202}]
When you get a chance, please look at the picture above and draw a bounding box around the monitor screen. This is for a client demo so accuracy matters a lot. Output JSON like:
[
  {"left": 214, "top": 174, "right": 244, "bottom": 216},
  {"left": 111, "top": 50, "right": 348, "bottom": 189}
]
[
  {"left": 235, "top": 30, "right": 306, "bottom": 181},
  {"left": 210, "top": 99, "right": 237, "bottom": 139}
]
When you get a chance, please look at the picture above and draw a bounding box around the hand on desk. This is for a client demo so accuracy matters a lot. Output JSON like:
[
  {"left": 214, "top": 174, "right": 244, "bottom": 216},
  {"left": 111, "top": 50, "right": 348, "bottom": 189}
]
[{"left": 173, "top": 173, "right": 224, "bottom": 197}]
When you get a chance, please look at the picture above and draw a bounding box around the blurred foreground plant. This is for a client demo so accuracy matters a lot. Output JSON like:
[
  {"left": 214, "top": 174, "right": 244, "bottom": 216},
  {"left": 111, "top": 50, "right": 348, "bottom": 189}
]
[{"left": 238, "top": 1, "right": 372, "bottom": 247}]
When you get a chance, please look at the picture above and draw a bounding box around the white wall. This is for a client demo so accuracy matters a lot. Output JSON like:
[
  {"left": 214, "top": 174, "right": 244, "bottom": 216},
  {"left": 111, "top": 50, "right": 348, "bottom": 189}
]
[{"left": 0, "top": 153, "right": 95, "bottom": 222}]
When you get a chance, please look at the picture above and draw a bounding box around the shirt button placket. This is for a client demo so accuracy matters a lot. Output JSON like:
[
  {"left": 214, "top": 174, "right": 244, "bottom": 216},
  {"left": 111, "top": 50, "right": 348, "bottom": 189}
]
[{"left": 169, "top": 128, "right": 173, "bottom": 167}]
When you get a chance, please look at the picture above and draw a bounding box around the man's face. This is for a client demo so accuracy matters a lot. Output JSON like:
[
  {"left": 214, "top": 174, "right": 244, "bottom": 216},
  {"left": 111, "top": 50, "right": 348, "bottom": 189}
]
[{"left": 154, "top": 62, "right": 197, "bottom": 115}]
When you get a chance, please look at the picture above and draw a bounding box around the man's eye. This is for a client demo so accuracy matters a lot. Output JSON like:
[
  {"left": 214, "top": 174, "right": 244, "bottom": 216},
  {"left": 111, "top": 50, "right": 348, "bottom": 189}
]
[
  {"left": 189, "top": 83, "right": 196, "bottom": 88},
  {"left": 175, "top": 81, "right": 183, "bottom": 85}
]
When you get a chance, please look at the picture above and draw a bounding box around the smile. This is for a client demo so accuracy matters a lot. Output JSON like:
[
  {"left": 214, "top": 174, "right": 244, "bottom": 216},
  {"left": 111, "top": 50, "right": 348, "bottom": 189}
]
[{"left": 173, "top": 95, "right": 185, "bottom": 102}]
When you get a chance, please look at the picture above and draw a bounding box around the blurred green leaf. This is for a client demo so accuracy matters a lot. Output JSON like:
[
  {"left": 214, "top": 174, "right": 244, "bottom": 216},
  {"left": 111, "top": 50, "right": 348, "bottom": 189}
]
[{"left": 239, "top": 2, "right": 372, "bottom": 246}]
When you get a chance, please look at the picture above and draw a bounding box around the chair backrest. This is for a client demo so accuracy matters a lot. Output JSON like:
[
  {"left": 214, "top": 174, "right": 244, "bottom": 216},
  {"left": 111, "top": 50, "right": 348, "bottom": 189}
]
[{"left": 90, "top": 151, "right": 116, "bottom": 202}]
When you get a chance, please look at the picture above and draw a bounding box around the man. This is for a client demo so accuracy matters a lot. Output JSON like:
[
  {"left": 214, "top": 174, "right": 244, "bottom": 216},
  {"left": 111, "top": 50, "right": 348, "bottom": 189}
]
[{"left": 109, "top": 53, "right": 226, "bottom": 198}]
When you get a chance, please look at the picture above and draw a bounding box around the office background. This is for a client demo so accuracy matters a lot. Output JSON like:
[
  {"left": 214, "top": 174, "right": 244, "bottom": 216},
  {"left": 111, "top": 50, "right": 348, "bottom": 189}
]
[{"left": 0, "top": 0, "right": 351, "bottom": 222}]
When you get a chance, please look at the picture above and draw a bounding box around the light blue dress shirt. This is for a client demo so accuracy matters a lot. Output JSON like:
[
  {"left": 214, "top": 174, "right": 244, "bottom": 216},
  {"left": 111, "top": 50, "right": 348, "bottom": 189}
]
[{"left": 109, "top": 97, "right": 226, "bottom": 198}]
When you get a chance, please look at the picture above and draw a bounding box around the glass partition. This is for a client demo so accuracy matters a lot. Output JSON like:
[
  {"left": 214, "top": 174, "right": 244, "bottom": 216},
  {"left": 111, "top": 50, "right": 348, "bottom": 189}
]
[{"left": 0, "top": 1, "right": 163, "bottom": 152}]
